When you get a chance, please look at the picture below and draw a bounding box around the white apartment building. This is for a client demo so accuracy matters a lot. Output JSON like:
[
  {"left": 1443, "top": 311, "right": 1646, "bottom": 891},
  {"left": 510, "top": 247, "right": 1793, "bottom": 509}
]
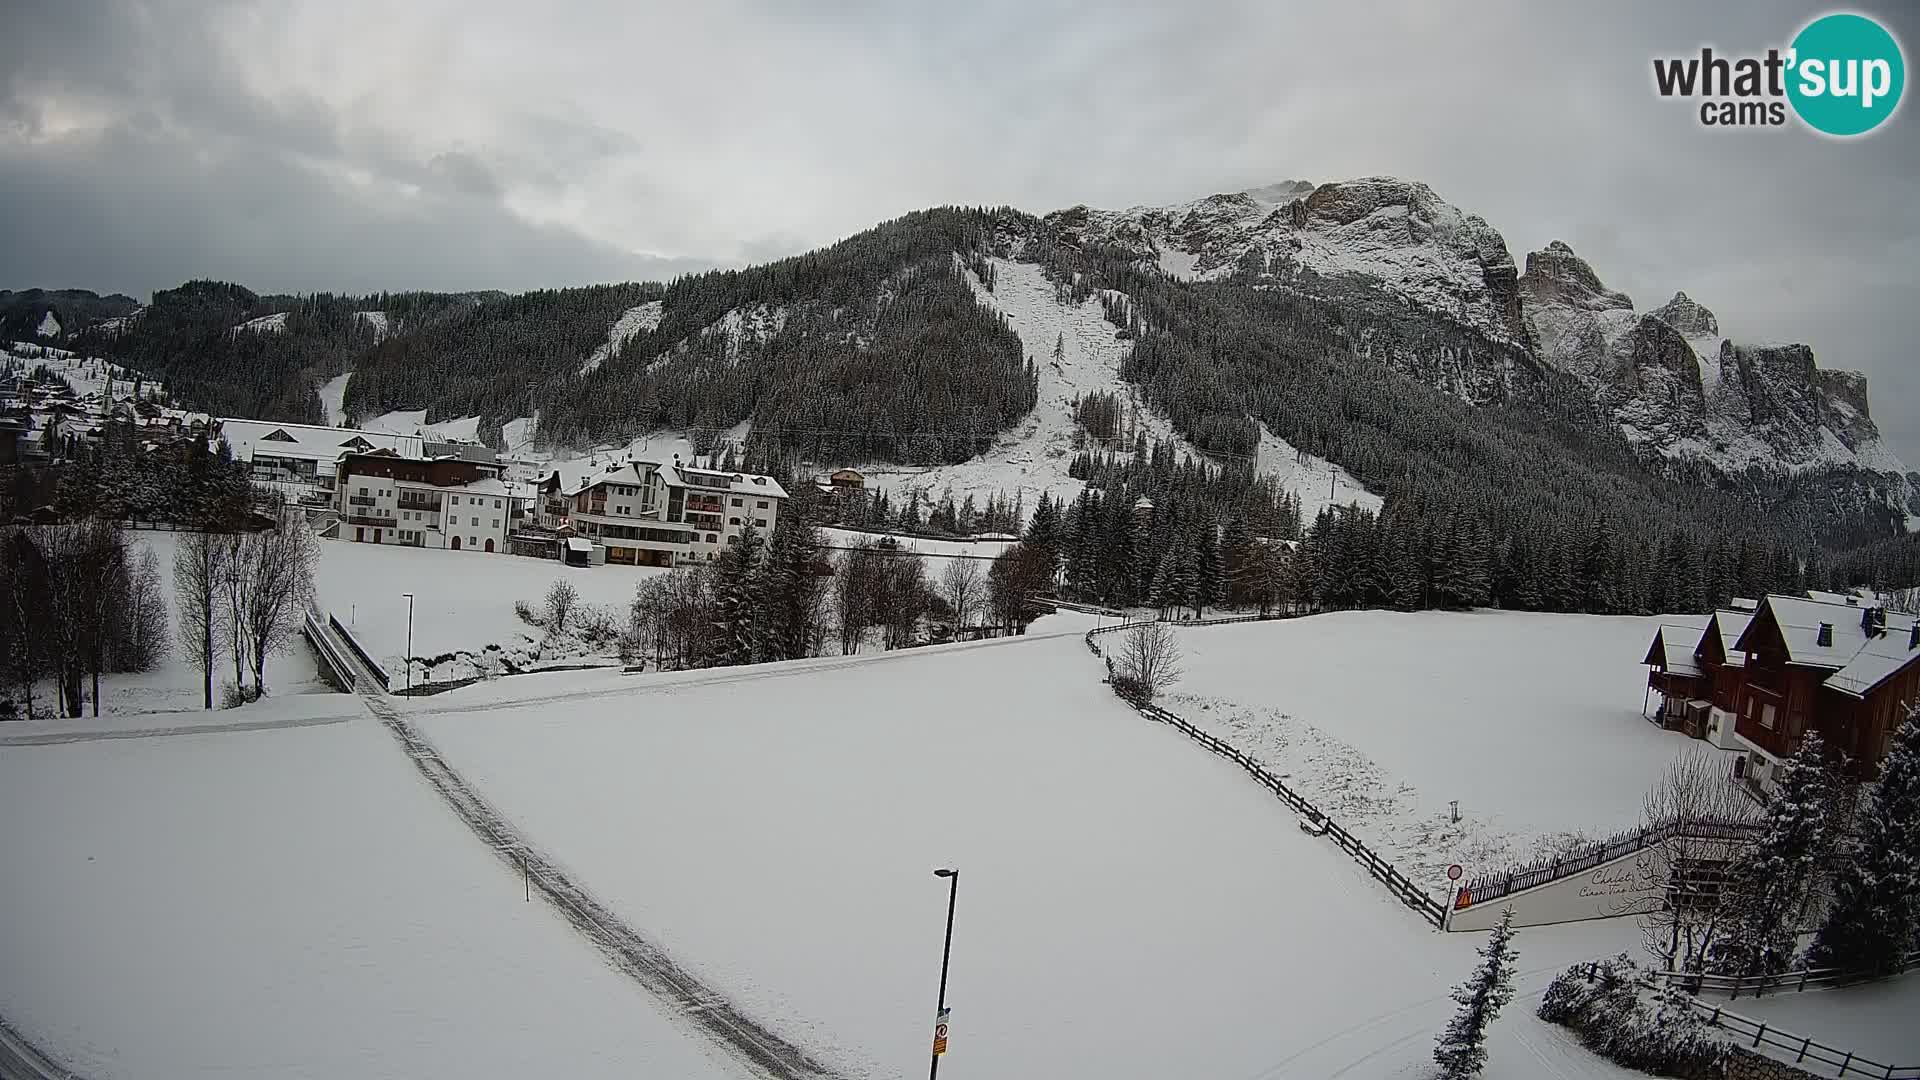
[
  {"left": 218, "top": 419, "right": 424, "bottom": 504},
  {"left": 536, "top": 456, "right": 787, "bottom": 566},
  {"left": 335, "top": 450, "right": 523, "bottom": 552}
]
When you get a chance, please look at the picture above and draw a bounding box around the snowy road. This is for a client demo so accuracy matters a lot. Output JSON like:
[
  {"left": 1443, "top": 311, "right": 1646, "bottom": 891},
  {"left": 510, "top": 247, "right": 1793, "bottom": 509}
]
[
  {"left": 0, "top": 1012, "right": 82, "bottom": 1080},
  {"left": 318, "top": 611, "right": 843, "bottom": 1080}
]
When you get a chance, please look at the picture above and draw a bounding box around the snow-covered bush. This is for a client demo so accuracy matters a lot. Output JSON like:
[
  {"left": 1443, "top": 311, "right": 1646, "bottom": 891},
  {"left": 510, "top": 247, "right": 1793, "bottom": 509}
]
[
  {"left": 1537, "top": 955, "right": 1727, "bottom": 1079},
  {"left": 513, "top": 599, "right": 541, "bottom": 628}
]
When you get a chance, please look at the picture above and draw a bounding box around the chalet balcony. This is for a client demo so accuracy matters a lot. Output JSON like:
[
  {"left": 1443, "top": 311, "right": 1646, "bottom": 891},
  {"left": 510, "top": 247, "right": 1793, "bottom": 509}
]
[
  {"left": 1733, "top": 712, "right": 1794, "bottom": 758},
  {"left": 397, "top": 496, "right": 442, "bottom": 512},
  {"left": 1648, "top": 670, "right": 1703, "bottom": 699},
  {"left": 346, "top": 513, "right": 394, "bottom": 527},
  {"left": 347, "top": 495, "right": 379, "bottom": 507}
]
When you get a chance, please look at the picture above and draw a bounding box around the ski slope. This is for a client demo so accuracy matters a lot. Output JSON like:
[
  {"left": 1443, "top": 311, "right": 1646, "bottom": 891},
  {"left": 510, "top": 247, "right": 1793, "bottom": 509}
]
[
  {"left": 417, "top": 630, "right": 1646, "bottom": 1080},
  {"left": 579, "top": 300, "right": 664, "bottom": 375},
  {"left": 0, "top": 709, "right": 754, "bottom": 1080},
  {"left": 318, "top": 372, "right": 352, "bottom": 426}
]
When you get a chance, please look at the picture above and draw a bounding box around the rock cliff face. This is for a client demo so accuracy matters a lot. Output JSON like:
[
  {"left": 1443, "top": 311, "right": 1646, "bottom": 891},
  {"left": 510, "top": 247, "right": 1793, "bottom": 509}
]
[{"left": 1050, "top": 179, "right": 1903, "bottom": 488}]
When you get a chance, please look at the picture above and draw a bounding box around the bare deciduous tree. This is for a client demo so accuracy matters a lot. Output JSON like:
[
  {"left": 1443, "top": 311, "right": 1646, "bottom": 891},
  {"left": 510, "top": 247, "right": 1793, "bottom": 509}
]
[
  {"left": 174, "top": 529, "right": 228, "bottom": 710},
  {"left": 1117, "top": 620, "right": 1183, "bottom": 699},
  {"left": 834, "top": 544, "right": 883, "bottom": 655},
  {"left": 238, "top": 513, "right": 318, "bottom": 697},
  {"left": 1639, "top": 749, "right": 1759, "bottom": 974},
  {"left": 545, "top": 577, "right": 580, "bottom": 634},
  {"left": 941, "top": 558, "right": 983, "bottom": 632}
]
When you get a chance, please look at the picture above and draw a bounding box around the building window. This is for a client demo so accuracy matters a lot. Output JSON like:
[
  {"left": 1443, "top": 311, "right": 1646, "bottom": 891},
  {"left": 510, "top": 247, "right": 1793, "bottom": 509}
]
[
  {"left": 731, "top": 497, "right": 742, "bottom": 506},
  {"left": 729, "top": 517, "right": 740, "bottom": 525},
  {"left": 706, "top": 533, "right": 716, "bottom": 543},
  {"left": 757, "top": 500, "right": 768, "bottom": 509},
  {"left": 358, "top": 486, "right": 367, "bottom": 496},
  {"left": 755, "top": 519, "right": 767, "bottom": 528},
  {"left": 471, "top": 516, "right": 480, "bottom": 527},
  {"left": 491, "top": 519, "right": 499, "bottom": 528},
  {"left": 494, "top": 499, "right": 501, "bottom": 509},
  {"left": 1761, "top": 703, "right": 1777, "bottom": 730}
]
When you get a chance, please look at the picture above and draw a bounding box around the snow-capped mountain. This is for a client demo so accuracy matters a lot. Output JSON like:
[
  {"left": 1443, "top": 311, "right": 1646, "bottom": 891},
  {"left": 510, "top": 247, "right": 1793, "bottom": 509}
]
[
  {"left": 1052, "top": 178, "right": 1905, "bottom": 485},
  {"left": 1517, "top": 240, "right": 1900, "bottom": 477},
  {"left": 1051, "top": 176, "right": 1526, "bottom": 346}
]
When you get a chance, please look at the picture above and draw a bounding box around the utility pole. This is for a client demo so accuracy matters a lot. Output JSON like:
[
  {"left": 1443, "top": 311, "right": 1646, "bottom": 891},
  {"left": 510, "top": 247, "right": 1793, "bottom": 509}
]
[{"left": 401, "top": 592, "right": 415, "bottom": 693}]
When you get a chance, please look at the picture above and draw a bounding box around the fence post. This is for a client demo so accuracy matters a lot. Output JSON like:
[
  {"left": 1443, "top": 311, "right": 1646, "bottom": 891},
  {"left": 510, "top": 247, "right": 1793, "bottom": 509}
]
[
  {"left": 1798, "top": 968, "right": 1809, "bottom": 992},
  {"left": 1752, "top": 1023, "right": 1765, "bottom": 1048},
  {"left": 1796, "top": 1037, "right": 1810, "bottom": 1063},
  {"left": 1709, "top": 1006, "right": 1721, "bottom": 1025}
]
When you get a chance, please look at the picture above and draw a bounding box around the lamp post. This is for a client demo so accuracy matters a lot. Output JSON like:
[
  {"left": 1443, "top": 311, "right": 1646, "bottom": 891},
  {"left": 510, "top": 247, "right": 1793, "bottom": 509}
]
[
  {"left": 400, "top": 592, "right": 415, "bottom": 693},
  {"left": 929, "top": 867, "right": 959, "bottom": 1079}
]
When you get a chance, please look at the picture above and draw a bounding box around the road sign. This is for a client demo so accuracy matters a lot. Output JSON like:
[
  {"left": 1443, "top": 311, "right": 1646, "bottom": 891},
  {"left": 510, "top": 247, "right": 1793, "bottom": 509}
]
[
  {"left": 932, "top": 1007, "right": 950, "bottom": 1056},
  {"left": 1447, "top": 864, "right": 1464, "bottom": 882}
]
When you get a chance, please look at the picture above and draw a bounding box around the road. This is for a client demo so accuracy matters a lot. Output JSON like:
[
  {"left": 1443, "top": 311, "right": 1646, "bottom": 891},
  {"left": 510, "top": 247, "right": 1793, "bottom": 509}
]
[
  {"left": 0, "top": 1013, "right": 81, "bottom": 1080},
  {"left": 318, "top": 615, "right": 844, "bottom": 1080}
]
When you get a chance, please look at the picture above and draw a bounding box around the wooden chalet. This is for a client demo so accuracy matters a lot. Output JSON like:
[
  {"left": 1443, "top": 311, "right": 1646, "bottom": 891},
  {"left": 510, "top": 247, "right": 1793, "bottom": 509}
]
[{"left": 1644, "top": 594, "right": 1919, "bottom": 794}]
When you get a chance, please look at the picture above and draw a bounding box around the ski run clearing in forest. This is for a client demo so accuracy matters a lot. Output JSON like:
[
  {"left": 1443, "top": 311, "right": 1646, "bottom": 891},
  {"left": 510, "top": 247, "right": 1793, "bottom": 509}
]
[
  {"left": 579, "top": 300, "right": 664, "bottom": 376},
  {"left": 857, "top": 255, "right": 1383, "bottom": 525}
]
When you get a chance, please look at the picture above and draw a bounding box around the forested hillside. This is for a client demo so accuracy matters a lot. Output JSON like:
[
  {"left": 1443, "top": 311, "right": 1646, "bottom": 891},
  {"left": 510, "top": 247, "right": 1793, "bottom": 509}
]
[
  {"left": 0, "top": 288, "right": 139, "bottom": 341},
  {"left": 343, "top": 208, "right": 1035, "bottom": 461}
]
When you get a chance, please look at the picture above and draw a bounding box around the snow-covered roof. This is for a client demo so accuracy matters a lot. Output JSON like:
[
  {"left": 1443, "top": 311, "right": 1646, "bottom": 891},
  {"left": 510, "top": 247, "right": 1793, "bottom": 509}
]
[
  {"left": 566, "top": 537, "right": 593, "bottom": 553},
  {"left": 1706, "top": 610, "right": 1754, "bottom": 668},
  {"left": 219, "top": 418, "right": 423, "bottom": 465},
  {"left": 1741, "top": 594, "right": 1919, "bottom": 674},
  {"left": 1650, "top": 620, "right": 1708, "bottom": 676},
  {"left": 664, "top": 462, "right": 788, "bottom": 500},
  {"left": 1825, "top": 627, "right": 1920, "bottom": 698}
]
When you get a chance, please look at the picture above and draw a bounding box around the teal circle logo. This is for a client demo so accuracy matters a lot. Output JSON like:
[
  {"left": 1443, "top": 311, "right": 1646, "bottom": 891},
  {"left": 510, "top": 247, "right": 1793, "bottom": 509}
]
[{"left": 1788, "top": 13, "right": 1905, "bottom": 136}]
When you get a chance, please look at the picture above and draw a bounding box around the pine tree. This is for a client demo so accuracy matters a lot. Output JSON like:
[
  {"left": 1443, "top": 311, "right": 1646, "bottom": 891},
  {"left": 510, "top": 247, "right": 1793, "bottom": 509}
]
[
  {"left": 710, "top": 522, "right": 763, "bottom": 666},
  {"left": 1808, "top": 706, "right": 1920, "bottom": 975},
  {"left": 1434, "top": 908, "right": 1519, "bottom": 1079},
  {"left": 1708, "top": 733, "right": 1837, "bottom": 976}
]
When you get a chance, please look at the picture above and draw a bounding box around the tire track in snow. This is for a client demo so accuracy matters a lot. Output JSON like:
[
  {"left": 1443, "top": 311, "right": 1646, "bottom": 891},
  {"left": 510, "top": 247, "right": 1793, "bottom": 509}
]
[{"left": 333, "top": 646, "right": 842, "bottom": 1080}]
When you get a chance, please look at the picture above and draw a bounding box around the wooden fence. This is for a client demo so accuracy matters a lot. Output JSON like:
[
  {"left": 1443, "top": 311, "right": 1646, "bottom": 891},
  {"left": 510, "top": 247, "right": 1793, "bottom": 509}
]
[
  {"left": 1570, "top": 961, "right": 1920, "bottom": 1079},
  {"left": 1679, "top": 1003, "right": 1919, "bottom": 1080},
  {"left": 1649, "top": 951, "right": 1920, "bottom": 1000},
  {"left": 1086, "top": 620, "right": 1447, "bottom": 927}
]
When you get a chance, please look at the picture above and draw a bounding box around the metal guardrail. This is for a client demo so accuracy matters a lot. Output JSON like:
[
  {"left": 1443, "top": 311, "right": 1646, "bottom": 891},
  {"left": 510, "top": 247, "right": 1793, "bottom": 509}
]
[
  {"left": 326, "top": 612, "right": 390, "bottom": 691},
  {"left": 301, "top": 607, "right": 360, "bottom": 693},
  {"left": 1085, "top": 618, "right": 1447, "bottom": 928}
]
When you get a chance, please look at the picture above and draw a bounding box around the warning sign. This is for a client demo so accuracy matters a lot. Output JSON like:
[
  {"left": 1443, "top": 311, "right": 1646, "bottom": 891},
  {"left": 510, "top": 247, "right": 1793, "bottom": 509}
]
[{"left": 932, "top": 1007, "right": 950, "bottom": 1056}]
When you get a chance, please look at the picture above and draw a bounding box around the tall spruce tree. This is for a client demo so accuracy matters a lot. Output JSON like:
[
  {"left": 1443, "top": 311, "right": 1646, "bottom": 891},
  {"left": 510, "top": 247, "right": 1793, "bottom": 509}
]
[
  {"left": 710, "top": 522, "right": 763, "bottom": 666},
  {"left": 1808, "top": 706, "right": 1920, "bottom": 975},
  {"left": 1434, "top": 908, "right": 1519, "bottom": 1079},
  {"left": 1708, "top": 734, "right": 1837, "bottom": 976}
]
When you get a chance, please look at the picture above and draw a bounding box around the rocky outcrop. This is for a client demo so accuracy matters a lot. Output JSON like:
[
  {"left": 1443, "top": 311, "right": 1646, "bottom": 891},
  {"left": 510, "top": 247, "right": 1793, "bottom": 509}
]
[{"left": 1051, "top": 176, "right": 1529, "bottom": 345}]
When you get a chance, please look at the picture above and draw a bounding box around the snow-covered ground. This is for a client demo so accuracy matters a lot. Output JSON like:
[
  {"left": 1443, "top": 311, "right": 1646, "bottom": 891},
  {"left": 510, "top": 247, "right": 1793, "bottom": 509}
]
[
  {"left": 317, "top": 371, "right": 352, "bottom": 426},
  {"left": 35, "top": 310, "right": 60, "bottom": 338},
  {"left": 234, "top": 311, "right": 289, "bottom": 333},
  {"left": 1256, "top": 421, "right": 1383, "bottom": 517},
  {"left": 1167, "top": 610, "right": 1731, "bottom": 897},
  {"left": 362, "top": 408, "right": 481, "bottom": 444},
  {"left": 415, "top": 630, "right": 1649, "bottom": 1080},
  {"left": 579, "top": 299, "right": 663, "bottom": 375},
  {"left": 313, "top": 538, "right": 670, "bottom": 681},
  {"left": 4, "top": 346, "right": 152, "bottom": 401},
  {"left": 1715, "top": 977, "right": 1920, "bottom": 1067},
  {"left": 0, "top": 706, "right": 754, "bottom": 1080},
  {"left": 817, "top": 526, "right": 1015, "bottom": 579},
  {"left": 354, "top": 309, "right": 389, "bottom": 339}
]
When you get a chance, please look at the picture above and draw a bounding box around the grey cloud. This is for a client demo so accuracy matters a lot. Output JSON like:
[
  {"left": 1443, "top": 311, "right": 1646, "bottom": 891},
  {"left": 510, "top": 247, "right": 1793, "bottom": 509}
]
[{"left": 0, "top": 0, "right": 1914, "bottom": 463}]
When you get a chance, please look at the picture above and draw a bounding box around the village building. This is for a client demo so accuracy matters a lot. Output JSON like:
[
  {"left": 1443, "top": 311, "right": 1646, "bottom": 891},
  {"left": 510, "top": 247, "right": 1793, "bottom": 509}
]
[
  {"left": 333, "top": 450, "right": 523, "bottom": 552},
  {"left": 218, "top": 419, "right": 426, "bottom": 504},
  {"left": 1643, "top": 592, "right": 1920, "bottom": 797},
  {"left": 527, "top": 455, "right": 787, "bottom": 566}
]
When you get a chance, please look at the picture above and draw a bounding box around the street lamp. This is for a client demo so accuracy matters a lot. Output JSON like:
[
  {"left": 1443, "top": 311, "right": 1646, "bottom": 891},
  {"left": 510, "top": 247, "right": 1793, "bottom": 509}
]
[
  {"left": 929, "top": 867, "right": 959, "bottom": 1079},
  {"left": 400, "top": 592, "right": 415, "bottom": 693}
]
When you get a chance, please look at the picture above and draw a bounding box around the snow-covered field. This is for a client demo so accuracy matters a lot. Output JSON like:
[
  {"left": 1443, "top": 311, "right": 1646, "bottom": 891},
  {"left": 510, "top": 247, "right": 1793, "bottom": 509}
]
[
  {"left": 362, "top": 408, "right": 481, "bottom": 444},
  {"left": 312, "top": 537, "right": 670, "bottom": 679},
  {"left": 1167, "top": 610, "right": 1728, "bottom": 896},
  {"left": 317, "top": 371, "right": 352, "bottom": 426},
  {"left": 414, "top": 629, "right": 1647, "bottom": 1080},
  {"left": 0, "top": 708, "right": 753, "bottom": 1080}
]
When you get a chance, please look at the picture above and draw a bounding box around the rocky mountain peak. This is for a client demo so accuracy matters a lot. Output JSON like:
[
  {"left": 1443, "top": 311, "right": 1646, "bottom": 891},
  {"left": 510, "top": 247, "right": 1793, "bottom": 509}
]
[
  {"left": 1519, "top": 240, "right": 1632, "bottom": 312},
  {"left": 1649, "top": 291, "right": 1719, "bottom": 337},
  {"left": 1241, "top": 180, "right": 1315, "bottom": 205}
]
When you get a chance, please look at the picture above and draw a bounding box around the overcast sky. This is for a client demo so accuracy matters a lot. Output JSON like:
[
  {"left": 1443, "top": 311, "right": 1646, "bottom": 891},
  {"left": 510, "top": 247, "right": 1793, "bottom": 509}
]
[{"left": 3, "top": 1, "right": 1916, "bottom": 463}]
